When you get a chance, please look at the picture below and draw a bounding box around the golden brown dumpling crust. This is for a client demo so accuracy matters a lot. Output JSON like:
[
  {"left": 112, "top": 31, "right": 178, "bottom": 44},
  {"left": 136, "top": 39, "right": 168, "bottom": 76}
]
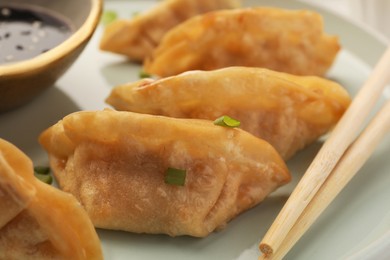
[
  {"left": 106, "top": 67, "right": 351, "bottom": 160},
  {"left": 100, "top": 0, "right": 241, "bottom": 61},
  {"left": 39, "top": 110, "right": 290, "bottom": 237},
  {"left": 143, "top": 7, "right": 340, "bottom": 77},
  {"left": 0, "top": 139, "right": 103, "bottom": 260}
]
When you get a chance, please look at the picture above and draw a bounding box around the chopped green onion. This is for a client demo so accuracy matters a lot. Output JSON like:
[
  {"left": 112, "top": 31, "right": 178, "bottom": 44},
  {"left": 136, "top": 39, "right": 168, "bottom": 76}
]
[
  {"left": 213, "top": 115, "right": 241, "bottom": 128},
  {"left": 101, "top": 10, "right": 118, "bottom": 26},
  {"left": 33, "top": 166, "right": 52, "bottom": 184},
  {"left": 34, "top": 173, "right": 53, "bottom": 184},
  {"left": 164, "top": 167, "right": 186, "bottom": 186},
  {"left": 139, "top": 70, "right": 152, "bottom": 79},
  {"left": 34, "top": 166, "right": 50, "bottom": 175}
]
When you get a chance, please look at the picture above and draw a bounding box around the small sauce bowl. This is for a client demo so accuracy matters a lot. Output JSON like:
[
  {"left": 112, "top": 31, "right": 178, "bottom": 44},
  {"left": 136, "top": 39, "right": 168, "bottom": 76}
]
[{"left": 0, "top": 0, "right": 102, "bottom": 112}]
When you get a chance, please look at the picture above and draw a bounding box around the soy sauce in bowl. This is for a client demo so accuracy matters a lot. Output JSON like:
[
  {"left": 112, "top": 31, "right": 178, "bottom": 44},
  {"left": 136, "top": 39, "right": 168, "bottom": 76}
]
[{"left": 0, "top": 6, "right": 73, "bottom": 64}]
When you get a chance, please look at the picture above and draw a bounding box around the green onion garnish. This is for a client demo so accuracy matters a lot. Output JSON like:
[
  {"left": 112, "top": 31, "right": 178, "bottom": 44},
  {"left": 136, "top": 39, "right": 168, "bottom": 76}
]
[
  {"left": 34, "top": 173, "right": 53, "bottom": 184},
  {"left": 139, "top": 70, "right": 152, "bottom": 79},
  {"left": 34, "top": 166, "right": 50, "bottom": 175},
  {"left": 164, "top": 167, "right": 186, "bottom": 186},
  {"left": 34, "top": 166, "right": 53, "bottom": 184},
  {"left": 101, "top": 10, "right": 118, "bottom": 26},
  {"left": 213, "top": 115, "right": 241, "bottom": 128}
]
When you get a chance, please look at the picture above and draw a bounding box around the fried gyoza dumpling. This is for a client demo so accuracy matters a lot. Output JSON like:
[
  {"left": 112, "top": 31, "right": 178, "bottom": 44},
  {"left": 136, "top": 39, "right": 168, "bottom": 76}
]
[
  {"left": 143, "top": 7, "right": 340, "bottom": 77},
  {"left": 106, "top": 67, "right": 351, "bottom": 160},
  {"left": 100, "top": 0, "right": 241, "bottom": 61},
  {"left": 39, "top": 110, "right": 290, "bottom": 237},
  {"left": 0, "top": 139, "right": 103, "bottom": 260}
]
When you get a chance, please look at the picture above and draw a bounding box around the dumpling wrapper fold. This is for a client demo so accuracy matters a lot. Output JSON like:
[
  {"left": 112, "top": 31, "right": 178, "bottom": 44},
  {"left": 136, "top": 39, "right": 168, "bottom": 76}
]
[
  {"left": 0, "top": 139, "right": 103, "bottom": 260},
  {"left": 143, "top": 7, "right": 340, "bottom": 77},
  {"left": 100, "top": 0, "right": 241, "bottom": 61},
  {"left": 39, "top": 110, "right": 290, "bottom": 237},
  {"left": 106, "top": 67, "right": 351, "bottom": 160}
]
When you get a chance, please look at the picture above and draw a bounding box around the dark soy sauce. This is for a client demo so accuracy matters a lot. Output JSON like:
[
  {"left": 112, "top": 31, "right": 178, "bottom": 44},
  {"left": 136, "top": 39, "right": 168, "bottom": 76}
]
[{"left": 0, "top": 6, "right": 73, "bottom": 64}]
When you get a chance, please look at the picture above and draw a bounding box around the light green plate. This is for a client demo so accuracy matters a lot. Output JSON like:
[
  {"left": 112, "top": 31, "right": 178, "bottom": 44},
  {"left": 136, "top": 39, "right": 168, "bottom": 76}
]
[{"left": 0, "top": 0, "right": 389, "bottom": 259}]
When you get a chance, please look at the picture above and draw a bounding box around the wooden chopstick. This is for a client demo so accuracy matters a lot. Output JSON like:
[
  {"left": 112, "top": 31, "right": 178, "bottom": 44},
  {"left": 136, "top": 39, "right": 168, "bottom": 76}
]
[
  {"left": 260, "top": 97, "right": 390, "bottom": 260},
  {"left": 259, "top": 45, "right": 390, "bottom": 257}
]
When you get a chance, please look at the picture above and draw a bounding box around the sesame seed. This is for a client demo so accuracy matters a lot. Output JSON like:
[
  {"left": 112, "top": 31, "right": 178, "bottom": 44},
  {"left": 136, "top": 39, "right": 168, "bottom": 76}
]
[
  {"left": 1, "top": 8, "right": 11, "bottom": 17},
  {"left": 32, "top": 21, "right": 42, "bottom": 29}
]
